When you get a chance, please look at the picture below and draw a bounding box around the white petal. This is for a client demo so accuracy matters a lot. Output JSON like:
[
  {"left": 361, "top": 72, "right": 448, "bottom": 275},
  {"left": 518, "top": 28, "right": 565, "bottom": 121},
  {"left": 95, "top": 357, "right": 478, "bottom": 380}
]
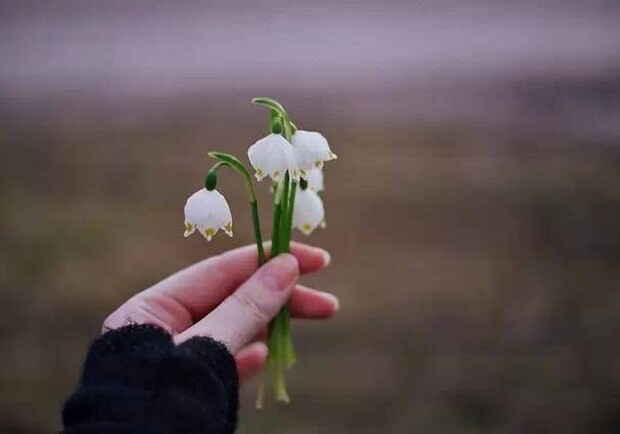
[
  {"left": 183, "top": 189, "right": 233, "bottom": 241},
  {"left": 306, "top": 168, "right": 324, "bottom": 192},
  {"left": 183, "top": 221, "right": 196, "bottom": 237},
  {"left": 248, "top": 133, "right": 298, "bottom": 182},
  {"left": 293, "top": 188, "right": 325, "bottom": 235},
  {"left": 201, "top": 227, "right": 218, "bottom": 241},
  {"left": 291, "top": 130, "right": 337, "bottom": 175},
  {"left": 223, "top": 221, "right": 233, "bottom": 237}
]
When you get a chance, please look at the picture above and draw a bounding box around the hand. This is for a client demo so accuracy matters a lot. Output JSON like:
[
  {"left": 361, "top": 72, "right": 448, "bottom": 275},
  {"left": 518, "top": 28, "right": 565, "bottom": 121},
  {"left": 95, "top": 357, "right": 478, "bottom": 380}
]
[{"left": 103, "top": 242, "right": 338, "bottom": 381}]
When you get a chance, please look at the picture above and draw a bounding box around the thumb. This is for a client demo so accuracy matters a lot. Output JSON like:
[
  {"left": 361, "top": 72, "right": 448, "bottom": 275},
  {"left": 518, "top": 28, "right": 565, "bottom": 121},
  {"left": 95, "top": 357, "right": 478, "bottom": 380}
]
[{"left": 175, "top": 254, "right": 299, "bottom": 353}]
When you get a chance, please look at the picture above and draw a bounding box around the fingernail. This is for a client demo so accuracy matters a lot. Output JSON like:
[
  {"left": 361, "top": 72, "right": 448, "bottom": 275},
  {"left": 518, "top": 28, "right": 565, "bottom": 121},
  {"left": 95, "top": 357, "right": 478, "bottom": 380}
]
[
  {"left": 316, "top": 248, "right": 331, "bottom": 267},
  {"left": 320, "top": 292, "right": 340, "bottom": 312},
  {"left": 261, "top": 253, "right": 299, "bottom": 292}
]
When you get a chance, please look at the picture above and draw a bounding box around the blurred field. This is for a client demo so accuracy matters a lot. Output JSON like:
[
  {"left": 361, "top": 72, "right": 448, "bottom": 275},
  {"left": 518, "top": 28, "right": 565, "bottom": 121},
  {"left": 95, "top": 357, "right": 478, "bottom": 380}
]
[{"left": 1, "top": 87, "right": 619, "bottom": 433}]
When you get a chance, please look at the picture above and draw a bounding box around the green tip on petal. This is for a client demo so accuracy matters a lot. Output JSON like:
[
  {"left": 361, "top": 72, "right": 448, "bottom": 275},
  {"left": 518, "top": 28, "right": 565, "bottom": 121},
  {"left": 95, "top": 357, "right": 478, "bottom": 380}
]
[
  {"left": 184, "top": 222, "right": 195, "bottom": 237},
  {"left": 201, "top": 227, "right": 217, "bottom": 241}
]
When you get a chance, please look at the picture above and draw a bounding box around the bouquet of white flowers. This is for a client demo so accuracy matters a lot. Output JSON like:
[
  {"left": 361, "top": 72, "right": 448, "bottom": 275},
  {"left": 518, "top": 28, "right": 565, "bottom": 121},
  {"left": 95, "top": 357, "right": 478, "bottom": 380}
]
[{"left": 182, "top": 97, "right": 337, "bottom": 406}]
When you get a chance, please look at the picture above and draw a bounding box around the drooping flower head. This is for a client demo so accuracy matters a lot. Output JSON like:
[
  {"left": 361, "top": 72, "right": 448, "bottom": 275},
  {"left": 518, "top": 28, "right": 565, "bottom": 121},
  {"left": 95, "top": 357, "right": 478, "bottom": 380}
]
[
  {"left": 248, "top": 133, "right": 298, "bottom": 182},
  {"left": 291, "top": 130, "right": 337, "bottom": 177},
  {"left": 292, "top": 186, "right": 325, "bottom": 235},
  {"left": 305, "top": 168, "right": 324, "bottom": 192},
  {"left": 184, "top": 188, "right": 233, "bottom": 241}
]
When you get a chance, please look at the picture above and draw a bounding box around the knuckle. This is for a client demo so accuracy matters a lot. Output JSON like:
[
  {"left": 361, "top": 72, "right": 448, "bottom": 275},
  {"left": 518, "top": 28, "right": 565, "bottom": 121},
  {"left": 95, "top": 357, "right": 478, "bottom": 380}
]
[
  {"left": 101, "top": 298, "right": 154, "bottom": 332},
  {"left": 231, "top": 290, "right": 268, "bottom": 325}
]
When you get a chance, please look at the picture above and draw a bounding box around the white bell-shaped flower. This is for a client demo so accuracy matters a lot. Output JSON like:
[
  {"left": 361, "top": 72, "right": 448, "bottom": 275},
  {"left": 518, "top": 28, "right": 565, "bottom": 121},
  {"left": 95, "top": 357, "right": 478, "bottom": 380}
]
[
  {"left": 293, "top": 187, "right": 325, "bottom": 235},
  {"left": 248, "top": 133, "right": 298, "bottom": 182},
  {"left": 183, "top": 188, "right": 233, "bottom": 241},
  {"left": 305, "top": 168, "right": 324, "bottom": 192},
  {"left": 291, "top": 130, "right": 337, "bottom": 177}
]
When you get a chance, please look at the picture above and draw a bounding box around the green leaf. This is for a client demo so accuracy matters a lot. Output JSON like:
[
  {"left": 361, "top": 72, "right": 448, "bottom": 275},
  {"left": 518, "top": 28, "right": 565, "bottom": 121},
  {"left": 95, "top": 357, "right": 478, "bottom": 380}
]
[
  {"left": 209, "top": 152, "right": 252, "bottom": 182},
  {"left": 252, "top": 97, "right": 288, "bottom": 118},
  {"left": 252, "top": 97, "right": 297, "bottom": 140},
  {"left": 208, "top": 152, "right": 257, "bottom": 201}
]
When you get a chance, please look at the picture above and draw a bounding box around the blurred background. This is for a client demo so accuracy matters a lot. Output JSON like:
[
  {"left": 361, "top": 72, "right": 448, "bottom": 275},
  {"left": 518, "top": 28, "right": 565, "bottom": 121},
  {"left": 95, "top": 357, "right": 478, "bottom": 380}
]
[{"left": 1, "top": 1, "right": 620, "bottom": 433}]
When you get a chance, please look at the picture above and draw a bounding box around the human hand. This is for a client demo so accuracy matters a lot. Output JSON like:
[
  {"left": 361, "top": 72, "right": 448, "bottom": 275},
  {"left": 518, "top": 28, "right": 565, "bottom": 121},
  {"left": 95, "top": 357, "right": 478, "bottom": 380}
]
[{"left": 103, "top": 243, "right": 338, "bottom": 381}]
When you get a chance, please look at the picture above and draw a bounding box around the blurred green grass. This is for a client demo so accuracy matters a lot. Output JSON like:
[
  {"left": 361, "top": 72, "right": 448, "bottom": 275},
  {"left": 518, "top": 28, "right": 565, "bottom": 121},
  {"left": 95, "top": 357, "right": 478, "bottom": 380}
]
[{"left": 1, "top": 101, "right": 620, "bottom": 434}]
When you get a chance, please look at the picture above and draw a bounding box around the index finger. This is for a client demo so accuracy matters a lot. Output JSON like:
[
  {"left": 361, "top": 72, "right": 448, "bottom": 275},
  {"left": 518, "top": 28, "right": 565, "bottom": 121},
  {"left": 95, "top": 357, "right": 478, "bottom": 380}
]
[{"left": 144, "top": 242, "right": 330, "bottom": 322}]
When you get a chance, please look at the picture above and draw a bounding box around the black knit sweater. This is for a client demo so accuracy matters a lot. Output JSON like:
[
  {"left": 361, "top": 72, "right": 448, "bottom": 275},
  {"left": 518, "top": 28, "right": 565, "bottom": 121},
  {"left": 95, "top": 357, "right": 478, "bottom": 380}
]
[{"left": 62, "top": 324, "right": 239, "bottom": 434}]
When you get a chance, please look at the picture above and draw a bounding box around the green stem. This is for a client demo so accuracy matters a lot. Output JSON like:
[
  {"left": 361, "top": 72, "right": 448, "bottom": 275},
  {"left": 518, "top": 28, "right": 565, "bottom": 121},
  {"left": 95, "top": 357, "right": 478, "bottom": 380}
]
[
  {"left": 281, "top": 180, "right": 297, "bottom": 252},
  {"left": 272, "top": 171, "right": 297, "bottom": 371},
  {"left": 208, "top": 153, "right": 267, "bottom": 265},
  {"left": 280, "top": 176, "right": 297, "bottom": 368},
  {"left": 255, "top": 375, "right": 266, "bottom": 409},
  {"left": 280, "top": 171, "right": 290, "bottom": 251},
  {"left": 274, "top": 311, "right": 290, "bottom": 402},
  {"left": 252, "top": 99, "right": 301, "bottom": 404},
  {"left": 251, "top": 200, "right": 266, "bottom": 265},
  {"left": 281, "top": 116, "right": 295, "bottom": 251},
  {"left": 271, "top": 178, "right": 285, "bottom": 256},
  {"left": 208, "top": 152, "right": 272, "bottom": 407},
  {"left": 283, "top": 306, "right": 296, "bottom": 368},
  {"left": 265, "top": 173, "right": 296, "bottom": 402}
]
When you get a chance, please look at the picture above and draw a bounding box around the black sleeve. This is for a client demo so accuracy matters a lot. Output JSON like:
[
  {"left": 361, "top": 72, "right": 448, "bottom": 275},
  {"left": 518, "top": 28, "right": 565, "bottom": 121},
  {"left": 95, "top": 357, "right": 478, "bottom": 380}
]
[{"left": 62, "top": 324, "right": 239, "bottom": 434}]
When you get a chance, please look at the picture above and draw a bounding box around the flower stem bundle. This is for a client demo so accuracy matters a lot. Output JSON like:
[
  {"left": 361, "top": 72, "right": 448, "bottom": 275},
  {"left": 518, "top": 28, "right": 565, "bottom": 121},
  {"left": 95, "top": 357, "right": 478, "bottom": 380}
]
[{"left": 182, "top": 97, "right": 336, "bottom": 406}]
